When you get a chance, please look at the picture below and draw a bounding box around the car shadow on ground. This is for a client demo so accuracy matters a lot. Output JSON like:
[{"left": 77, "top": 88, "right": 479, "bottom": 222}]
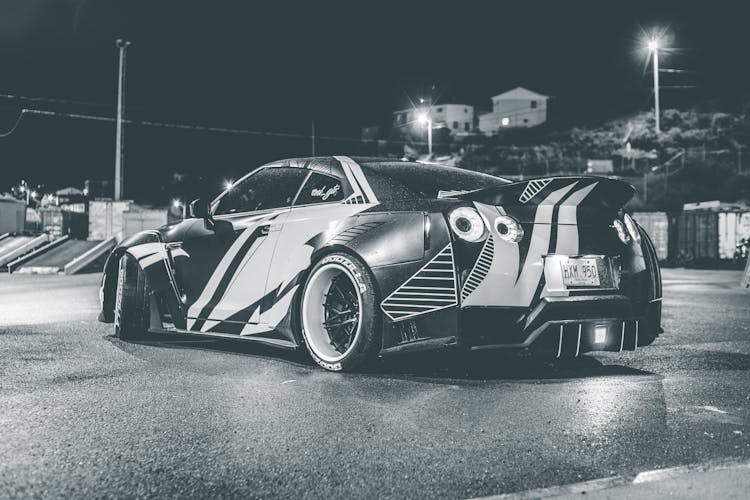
[
  {"left": 375, "top": 350, "right": 654, "bottom": 382},
  {"left": 109, "top": 332, "right": 654, "bottom": 382}
]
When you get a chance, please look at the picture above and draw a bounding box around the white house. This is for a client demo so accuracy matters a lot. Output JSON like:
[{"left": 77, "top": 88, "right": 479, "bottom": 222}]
[
  {"left": 393, "top": 104, "right": 475, "bottom": 135},
  {"left": 478, "top": 87, "right": 549, "bottom": 135}
]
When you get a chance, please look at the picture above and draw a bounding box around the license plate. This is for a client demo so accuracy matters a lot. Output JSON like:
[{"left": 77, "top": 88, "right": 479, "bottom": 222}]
[{"left": 560, "top": 258, "right": 600, "bottom": 287}]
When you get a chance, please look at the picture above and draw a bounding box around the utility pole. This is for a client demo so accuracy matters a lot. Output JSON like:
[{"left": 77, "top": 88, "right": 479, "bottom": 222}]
[
  {"left": 427, "top": 117, "right": 432, "bottom": 157},
  {"left": 649, "top": 40, "right": 661, "bottom": 135},
  {"left": 311, "top": 120, "right": 316, "bottom": 156},
  {"left": 417, "top": 100, "right": 433, "bottom": 157},
  {"left": 114, "top": 39, "right": 130, "bottom": 201}
]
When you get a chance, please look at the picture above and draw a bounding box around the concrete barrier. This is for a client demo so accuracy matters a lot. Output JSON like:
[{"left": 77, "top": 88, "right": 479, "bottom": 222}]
[
  {"left": 0, "top": 234, "right": 49, "bottom": 267},
  {"left": 8, "top": 236, "right": 68, "bottom": 273},
  {"left": 64, "top": 237, "right": 116, "bottom": 275}
]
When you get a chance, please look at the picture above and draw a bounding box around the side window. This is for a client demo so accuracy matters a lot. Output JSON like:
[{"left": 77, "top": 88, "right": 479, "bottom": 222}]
[
  {"left": 213, "top": 167, "right": 308, "bottom": 215},
  {"left": 294, "top": 172, "right": 346, "bottom": 206}
]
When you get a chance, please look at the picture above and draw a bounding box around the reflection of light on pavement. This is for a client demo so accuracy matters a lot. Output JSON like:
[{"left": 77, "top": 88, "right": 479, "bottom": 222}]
[{"left": 575, "top": 378, "right": 627, "bottom": 432}]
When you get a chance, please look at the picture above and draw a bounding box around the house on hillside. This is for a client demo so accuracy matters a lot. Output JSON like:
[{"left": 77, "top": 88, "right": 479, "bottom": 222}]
[
  {"left": 478, "top": 87, "right": 549, "bottom": 135},
  {"left": 392, "top": 104, "right": 475, "bottom": 135}
]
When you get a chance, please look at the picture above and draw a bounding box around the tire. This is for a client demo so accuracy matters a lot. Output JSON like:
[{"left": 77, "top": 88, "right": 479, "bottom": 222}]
[
  {"left": 114, "top": 254, "right": 152, "bottom": 340},
  {"left": 300, "top": 252, "right": 381, "bottom": 372}
]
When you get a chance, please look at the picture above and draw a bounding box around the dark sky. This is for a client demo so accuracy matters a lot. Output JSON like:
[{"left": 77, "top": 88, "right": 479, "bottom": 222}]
[{"left": 1, "top": 0, "right": 748, "bottom": 201}]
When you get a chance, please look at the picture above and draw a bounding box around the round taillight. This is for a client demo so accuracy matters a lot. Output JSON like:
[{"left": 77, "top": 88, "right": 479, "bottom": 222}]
[
  {"left": 448, "top": 207, "right": 486, "bottom": 243},
  {"left": 495, "top": 215, "right": 524, "bottom": 243}
]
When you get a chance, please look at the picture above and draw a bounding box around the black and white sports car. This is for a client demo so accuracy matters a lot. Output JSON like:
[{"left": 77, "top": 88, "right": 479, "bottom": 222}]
[{"left": 98, "top": 156, "right": 662, "bottom": 371}]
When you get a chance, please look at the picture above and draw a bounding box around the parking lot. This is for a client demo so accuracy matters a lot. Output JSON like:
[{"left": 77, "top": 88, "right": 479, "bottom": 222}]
[{"left": 1, "top": 268, "right": 749, "bottom": 499}]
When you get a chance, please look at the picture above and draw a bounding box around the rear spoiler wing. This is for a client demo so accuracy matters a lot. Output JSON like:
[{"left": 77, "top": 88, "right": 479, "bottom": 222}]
[{"left": 457, "top": 176, "right": 636, "bottom": 211}]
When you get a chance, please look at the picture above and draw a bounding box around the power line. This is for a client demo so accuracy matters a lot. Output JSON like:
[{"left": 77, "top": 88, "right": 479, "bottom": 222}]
[
  {"left": 658, "top": 68, "right": 694, "bottom": 74},
  {"left": 0, "top": 108, "right": 375, "bottom": 144},
  {"left": 0, "top": 91, "right": 110, "bottom": 108},
  {"left": 0, "top": 111, "right": 25, "bottom": 138}
]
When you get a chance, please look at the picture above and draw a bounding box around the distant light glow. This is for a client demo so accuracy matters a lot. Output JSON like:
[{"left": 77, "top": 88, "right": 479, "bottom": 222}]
[
  {"left": 224, "top": 180, "right": 234, "bottom": 190},
  {"left": 647, "top": 39, "right": 659, "bottom": 51},
  {"left": 30, "top": 190, "right": 38, "bottom": 199},
  {"left": 417, "top": 113, "right": 430, "bottom": 125},
  {"left": 501, "top": 117, "right": 510, "bottom": 126},
  {"left": 172, "top": 199, "right": 182, "bottom": 209}
]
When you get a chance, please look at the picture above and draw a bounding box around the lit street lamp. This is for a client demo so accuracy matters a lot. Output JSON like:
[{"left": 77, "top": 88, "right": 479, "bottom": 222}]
[
  {"left": 648, "top": 37, "right": 661, "bottom": 135},
  {"left": 417, "top": 112, "right": 432, "bottom": 156},
  {"left": 172, "top": 199, "right": 186, "bottom": 219}
]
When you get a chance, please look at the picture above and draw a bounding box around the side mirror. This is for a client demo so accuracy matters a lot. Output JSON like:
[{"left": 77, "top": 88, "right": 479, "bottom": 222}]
[{"left": 188, "top": 198, "right": 210, "bottom": 219}]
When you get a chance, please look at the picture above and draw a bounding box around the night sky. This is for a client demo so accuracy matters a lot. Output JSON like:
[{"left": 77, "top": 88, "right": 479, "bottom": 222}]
[{"left": 0, "top": 0, "right": 748, "bottom": 201}]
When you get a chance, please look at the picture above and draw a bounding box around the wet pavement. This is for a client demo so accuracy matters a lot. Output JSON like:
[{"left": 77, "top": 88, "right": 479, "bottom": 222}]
[{"left": 1, "top": 269, "right": 749, "bottom": 499}]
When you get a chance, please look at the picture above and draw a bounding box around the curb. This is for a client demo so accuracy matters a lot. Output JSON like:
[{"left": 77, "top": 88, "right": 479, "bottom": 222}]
[{"left": 469, "top": 458, "right": 750, "bottom": 500}]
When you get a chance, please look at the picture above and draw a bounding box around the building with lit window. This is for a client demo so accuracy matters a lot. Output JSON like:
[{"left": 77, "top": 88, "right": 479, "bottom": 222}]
[
  {"left": 392, "top": 104, "right": 475, "bottom": 135},
  {"left": 478, "top": 87, "right": 548, "bottom": 135}
]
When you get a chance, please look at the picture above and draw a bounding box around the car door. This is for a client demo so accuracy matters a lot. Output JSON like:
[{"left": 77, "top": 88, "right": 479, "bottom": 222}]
[
  {"left": 178, "top": 166, "right": 309, "bottom": 334},
  {"left": 260, "top": 170, "right": 373, "bottom": 330}
]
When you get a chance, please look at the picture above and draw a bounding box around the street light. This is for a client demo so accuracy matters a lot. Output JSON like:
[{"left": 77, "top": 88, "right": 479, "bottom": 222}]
[
  {"left": 647, "top": 37, "right": 661, "bottom": 135},
  {"left": 417, "top": 112, "right": 432, "bottom": 157},
  {"left": 172, "top": 199, "right": 185, "bottom": 219}
]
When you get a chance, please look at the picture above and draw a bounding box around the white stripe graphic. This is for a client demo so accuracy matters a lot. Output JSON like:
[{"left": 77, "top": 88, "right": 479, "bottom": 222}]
[
  {"left": 126, "top": 242, "right": 163, "bottom": 260},
  {"left": 139, "top": 252, "right": 165, "bottom": 269},
  {"left": 186, "top": 214, "right": 278, "bottom": 325},
  {"left": 557, "top": 182, "right": 598, "bottom": 225},
  {"left": 461, "top": 182, "right": 577, "bottom": 308},
  {"left": 335, "top": 155, "right": 379, "bottom": 204},
  {"left": 519, "top": 178, "right": 552, "bottom": 203}
]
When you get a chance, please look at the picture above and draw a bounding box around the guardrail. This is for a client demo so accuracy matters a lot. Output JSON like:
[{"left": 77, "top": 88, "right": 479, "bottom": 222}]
[
  {"left": 7, "top": 235, "right": 69, "bottom": 273},
  {"left": 0, "top": 234, "right": 49, "bottom": 268},
  {"left": 63, "top": 237, "right": 117, "bottom": 275},
  {"left": 0, "top": 233, "right": 9, "bottom": 243}
]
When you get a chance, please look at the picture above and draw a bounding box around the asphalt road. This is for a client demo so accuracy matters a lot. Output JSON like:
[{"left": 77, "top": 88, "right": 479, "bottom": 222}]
[{"left": 1, "top": 269, "right": 749, "bottom": 499}]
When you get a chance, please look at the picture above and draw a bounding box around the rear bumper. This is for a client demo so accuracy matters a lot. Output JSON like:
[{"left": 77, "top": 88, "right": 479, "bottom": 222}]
[
  {"left": 460, "top": 294, "right": 662, "bottom": 356},
  {"left": 381, "top": 295, "right": 662, "bottom": 357}
]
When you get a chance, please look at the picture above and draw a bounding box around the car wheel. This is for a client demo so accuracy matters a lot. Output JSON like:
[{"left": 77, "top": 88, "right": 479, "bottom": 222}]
[
  {"left": 300, "top": 252, "right": 381, "bottom": 371},
  {"left": 114, "top": 254, "right": 152, "bottom": 340}
]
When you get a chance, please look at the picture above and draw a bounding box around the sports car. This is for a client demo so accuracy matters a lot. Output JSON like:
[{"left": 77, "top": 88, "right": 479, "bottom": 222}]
[{"left": 98, "top": 156, "right": 662, "bottom": 371}]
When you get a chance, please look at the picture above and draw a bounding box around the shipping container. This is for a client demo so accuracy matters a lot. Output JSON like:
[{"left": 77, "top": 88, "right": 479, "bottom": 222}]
[
  {"left": 0, "top": 196, "right": 26, "bottom": 234},
  {"left": 38, "top": 208, "right": 88, "bottom": 239},
  {"left": 122, "top": 207, "right": 168, "bottom": 238},
  {"left": 25, "top": 208, "right": 41, "bottom": 233},
  {"left": 88, "top": 199, "right": 132, "bottom": 241},
  {"left": 718, "top": 211, "right": 750, "bottom": 259},
  {"left": 676, "top": 209, "right": 750, "bottom": 263},
  {"left": 631, "top": 212, "right": 669, "bottom": 261}
]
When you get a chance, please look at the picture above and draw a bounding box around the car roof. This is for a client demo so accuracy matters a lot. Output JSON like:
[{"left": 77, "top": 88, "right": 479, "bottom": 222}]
[{"left": 261, "top": 156, "right": 510, "bottom": 184}]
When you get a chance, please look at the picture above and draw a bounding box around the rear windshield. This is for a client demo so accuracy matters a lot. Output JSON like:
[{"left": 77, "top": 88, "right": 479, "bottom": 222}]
[{"left": 359, "top": 162, "right": 509, "bottom": 200}]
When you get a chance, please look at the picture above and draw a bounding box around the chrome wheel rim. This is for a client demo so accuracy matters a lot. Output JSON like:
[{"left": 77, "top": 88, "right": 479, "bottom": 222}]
[{"left": 302, "top": 262, "right": 362, "bottom": 364}]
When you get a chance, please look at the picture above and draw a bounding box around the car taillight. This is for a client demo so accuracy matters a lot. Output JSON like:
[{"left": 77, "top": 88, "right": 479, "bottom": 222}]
[
  {"left": 612, "top": 219, "right": 630, "bottom": 244},
  {"left": 623, "top": 214, "right": 642, "bottom": 244},
  {"left": 494, "top": 214, "right": 524, "bottom": 243},
  {"left": 448, "top": 207, "right": 487, "bottom": 242}
]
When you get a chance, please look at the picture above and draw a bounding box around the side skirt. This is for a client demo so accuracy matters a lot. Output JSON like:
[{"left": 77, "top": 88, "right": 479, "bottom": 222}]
[{"left": 147, "top": 326, "right": 300, "bottom": 350}]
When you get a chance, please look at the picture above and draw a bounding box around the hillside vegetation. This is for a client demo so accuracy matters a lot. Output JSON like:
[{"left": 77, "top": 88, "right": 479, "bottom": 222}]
[{"left": 456, "top": 107, "right": 750, "bottom": 209}]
